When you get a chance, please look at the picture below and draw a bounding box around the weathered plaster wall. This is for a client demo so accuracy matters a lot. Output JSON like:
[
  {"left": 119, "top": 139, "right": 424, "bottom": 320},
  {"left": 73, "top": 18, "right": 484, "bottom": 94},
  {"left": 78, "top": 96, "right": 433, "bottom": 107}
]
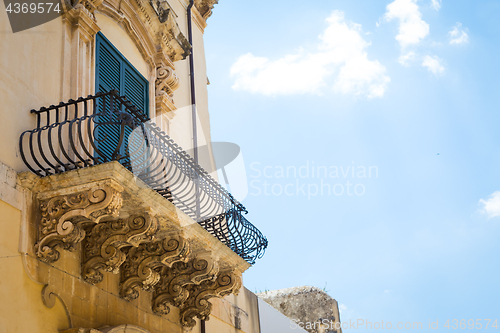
[
  {"left": 258, "top": 297, "right": 308, "bottom": 333},
  {"left": 258, "top": 286, "right": 342, "bottom": 333}
]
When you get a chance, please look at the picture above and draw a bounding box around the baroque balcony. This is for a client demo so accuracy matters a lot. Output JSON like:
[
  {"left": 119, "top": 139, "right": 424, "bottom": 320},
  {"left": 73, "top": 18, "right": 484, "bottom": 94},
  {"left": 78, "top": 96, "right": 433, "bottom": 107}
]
[{"left": 18, "top": 90, "right": 267, "bottom": 328}]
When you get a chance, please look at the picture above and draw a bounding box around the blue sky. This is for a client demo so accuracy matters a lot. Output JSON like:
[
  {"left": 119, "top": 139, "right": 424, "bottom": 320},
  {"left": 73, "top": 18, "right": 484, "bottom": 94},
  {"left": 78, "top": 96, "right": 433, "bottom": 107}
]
[{"left": 204, "top": 0, "right": 500, "bottom": 331}]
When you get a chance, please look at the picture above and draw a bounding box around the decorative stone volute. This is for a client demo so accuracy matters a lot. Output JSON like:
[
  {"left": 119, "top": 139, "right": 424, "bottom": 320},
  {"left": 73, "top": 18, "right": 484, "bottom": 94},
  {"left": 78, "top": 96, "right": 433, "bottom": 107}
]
[
  {"left": 151, "top": 252, "right": 219, "bottom": 315},
  {"left": 35, "top": 184, "right": 123, "bottom": 263},
  {"left": 120, "top": 232, "right": 190, "bottom": 300},
  {"left": 82, "top": 211, "right": 159, "bottom": 284},
  {"left": 156, "top": 65, "right": 179, "bottom": 98},
  {"left": 180, "top": 270, "right": 242, "bottom": 328}
]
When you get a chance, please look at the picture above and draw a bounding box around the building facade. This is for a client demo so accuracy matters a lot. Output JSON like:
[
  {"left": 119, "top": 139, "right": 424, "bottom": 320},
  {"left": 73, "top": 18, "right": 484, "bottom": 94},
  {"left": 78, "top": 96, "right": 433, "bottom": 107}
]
[{"left": 0, "top": 0, "right": 274, "bottom": 332}]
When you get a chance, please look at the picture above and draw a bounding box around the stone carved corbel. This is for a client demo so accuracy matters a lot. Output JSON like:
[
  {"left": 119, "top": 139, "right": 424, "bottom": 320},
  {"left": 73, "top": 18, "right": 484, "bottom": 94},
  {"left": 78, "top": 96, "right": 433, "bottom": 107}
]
[
  {"left": 179, "top": 271, "right": 242, "bottom": 328},
  {"left": 81, "top": 213, "right": 160, "bottom": 284},
  {"left": 35, "top": 186, "right": 123, "bottom": 263},
  {"left": 194, "top": 0, "right": 218, "bottom": 20},
  {"left": 120, "top": 233, "right": 190, "bottom": 300},
  {"left": 151, "top": 254, "right": 219, "bottom": 316},
  {"left": 157, "top": 10, "right": 191, "bottom": 62},
  {"left": 155, "top": 65, "right": 179, "bottom": 99}
]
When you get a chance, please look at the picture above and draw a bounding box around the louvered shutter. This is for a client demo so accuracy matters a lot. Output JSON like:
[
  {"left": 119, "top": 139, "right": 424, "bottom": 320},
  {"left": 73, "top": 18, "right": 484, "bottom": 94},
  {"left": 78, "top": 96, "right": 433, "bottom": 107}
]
[
  {"left": 95, "top": 32, "right": 149, "bottom": 165},
  {"left": 123, "top": 66, "right": 150, "bottom": 175}
]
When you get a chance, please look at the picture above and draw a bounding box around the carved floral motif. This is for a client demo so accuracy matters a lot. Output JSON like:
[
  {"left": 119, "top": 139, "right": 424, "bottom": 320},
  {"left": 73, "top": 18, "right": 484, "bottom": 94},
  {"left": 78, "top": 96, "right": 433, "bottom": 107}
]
[
  {"left": 120, "top": 233, "right": 190, "bottom": 300},
  {"left": 151, "top": 255, "right": 218, "bottom": 315},
  {"left": 35, "top": 186, "right": 123, "bottom": 263},
  {"left": 180, "top": 271, "right": 242, "bottom": 328},
  {"left": 82, "top": 213, "right": 159, "bottom": 284}
]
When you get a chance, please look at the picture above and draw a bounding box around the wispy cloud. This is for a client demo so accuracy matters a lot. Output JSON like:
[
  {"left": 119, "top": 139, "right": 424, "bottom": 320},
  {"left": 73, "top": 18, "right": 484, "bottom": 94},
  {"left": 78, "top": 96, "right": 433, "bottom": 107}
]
[
  {"left": 384, "top": 0, "right": 430, "bottom": 48},
  {"left": 230, "top": 11, "right": 390, "bottom": 98},
  {"left": 422, "top": 55, "right": 445, "bottom": 74},
  {"left": 431, "top": 0, "right": 442, "bottom": 11},
  {"left": 449, "top": 22, "right": 469, "bottom": 45},
  {"left": 479, "top": 191, "right": 500, "bottom": 218},
  {"left": 398, "top": 51, "right": 417, "bottom": 66}
]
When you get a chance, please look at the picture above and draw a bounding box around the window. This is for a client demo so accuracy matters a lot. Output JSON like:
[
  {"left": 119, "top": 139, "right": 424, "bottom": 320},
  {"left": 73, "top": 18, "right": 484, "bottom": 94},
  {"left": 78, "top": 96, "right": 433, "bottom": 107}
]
[{"left": 94, "top": 32, "right": 149, "bottom": 164}]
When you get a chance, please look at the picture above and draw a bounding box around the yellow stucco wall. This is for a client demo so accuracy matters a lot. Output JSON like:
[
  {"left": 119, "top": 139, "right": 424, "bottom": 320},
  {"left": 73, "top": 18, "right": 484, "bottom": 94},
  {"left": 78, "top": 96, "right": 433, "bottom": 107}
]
[
  {"left": 0, "top": 4, "right": 63, "bottom": 173},
  {"left": 0, "top": 199, "right": 70, "bottom": 333}
]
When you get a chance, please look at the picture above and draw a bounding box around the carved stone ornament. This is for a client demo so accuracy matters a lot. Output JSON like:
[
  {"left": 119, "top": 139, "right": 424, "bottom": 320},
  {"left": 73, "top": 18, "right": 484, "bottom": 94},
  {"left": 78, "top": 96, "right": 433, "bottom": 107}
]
[
  {"left": 35, "top": 185, "right": 123, "bottom": 263},
  {"left": 120, "top": 233, "right": 190, "bottom": 300},
  {"left": 73, "top": 0, "right": 103, "bottom": 13},
  {"left": 155, "top": 65, "right": 179, "bottom": 99},
  {"left": 179, "top": 271, "right": 242, "bottom": 328},
  {"left": 131, "top": 0, "right": 191, "bottom": 62},
  {"left": 151, "top": 254, "right": 219, "bottom": 316},
  {"left": 194, "top": 0, "right": 218, "bottom": 20},
  {"left": 82, "top": 212, "right": 160, "bottom": 284}
]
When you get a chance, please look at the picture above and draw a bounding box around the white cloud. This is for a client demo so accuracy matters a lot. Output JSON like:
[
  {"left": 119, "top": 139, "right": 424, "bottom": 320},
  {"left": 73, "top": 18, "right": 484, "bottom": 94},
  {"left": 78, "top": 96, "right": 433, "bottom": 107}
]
[
  {"left": 230, "top": 11, "right": 390, "bottom": 98},
  {"left": 449, "top": 22, "right": 469, "bottom": 45},
  {"left": 431, "top": 0, "right": 441, "bottom": 11},
  {"left": 398, "top": 51, "right": 417, "bottom": 66},
  {"left": 384, "top": 0, "right": 430, "bottom": 48},
  {"left": 422, "top": 55, "right": 445, "bottom": 74},
  {"left": 479, "top": 191, "right": 500, "bottom": 218}
]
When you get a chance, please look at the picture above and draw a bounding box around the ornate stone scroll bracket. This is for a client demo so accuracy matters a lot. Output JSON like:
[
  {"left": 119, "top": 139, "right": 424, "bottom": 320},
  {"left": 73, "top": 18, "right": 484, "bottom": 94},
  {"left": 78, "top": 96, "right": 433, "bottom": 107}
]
[
  {"left": 81, "top": 212, "right": 160, "bottom": 284},
  {"left": 151, "top": 253, "right": 219, "bottom": 316},
  {"left": 179, "top": 270, "right": 242, "bottom": 328},
  {"left": 35, "top": 186, "right": 123, "bottom": 263},
  {"left": 194, "top": 0, "right": 218, "bottom": 20},
  {"left": 155, "top": 65, "right": 179, "bottom": 100},
  {"left": 154, "top": 51, "right": 179, "bottom": 115},
  {"left": 120, "top": 233, "right": 190, "bottom": 300}
]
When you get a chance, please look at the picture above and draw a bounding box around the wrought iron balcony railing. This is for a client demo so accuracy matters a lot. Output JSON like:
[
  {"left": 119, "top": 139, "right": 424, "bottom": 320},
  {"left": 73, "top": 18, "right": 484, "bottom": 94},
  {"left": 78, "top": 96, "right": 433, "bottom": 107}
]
[{"left": 19, "top": 90, "right": 267, "bottom": 264}]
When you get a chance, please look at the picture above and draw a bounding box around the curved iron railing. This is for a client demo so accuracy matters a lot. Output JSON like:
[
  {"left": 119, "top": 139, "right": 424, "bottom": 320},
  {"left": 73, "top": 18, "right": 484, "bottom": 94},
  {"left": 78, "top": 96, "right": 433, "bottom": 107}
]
[{"left": 19, "top": 90, "right": 267, "bottom": 264}]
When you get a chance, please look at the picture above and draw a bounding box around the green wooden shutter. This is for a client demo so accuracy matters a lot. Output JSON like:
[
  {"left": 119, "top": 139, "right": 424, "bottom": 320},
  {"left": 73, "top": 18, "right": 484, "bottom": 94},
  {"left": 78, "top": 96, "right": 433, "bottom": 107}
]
[{"left": 95, "top": 32, "right": 149, "bottom": 164}]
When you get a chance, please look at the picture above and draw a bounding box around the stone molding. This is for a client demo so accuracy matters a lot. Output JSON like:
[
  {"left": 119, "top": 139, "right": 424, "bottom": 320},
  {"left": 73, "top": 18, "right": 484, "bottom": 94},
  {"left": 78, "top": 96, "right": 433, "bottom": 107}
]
[
  {"left": 19, "top": 162, "right": 248, "bottom": 328},
  {"left": 64, "top": 3, "right": 101, "bottom": 41}
]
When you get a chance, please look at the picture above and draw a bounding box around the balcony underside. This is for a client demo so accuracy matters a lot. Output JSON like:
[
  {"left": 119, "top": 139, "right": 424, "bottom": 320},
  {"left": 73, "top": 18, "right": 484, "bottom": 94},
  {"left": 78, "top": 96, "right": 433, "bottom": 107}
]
[{"left": 19, "top": 161, "right": 249, "bottom": 327}]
